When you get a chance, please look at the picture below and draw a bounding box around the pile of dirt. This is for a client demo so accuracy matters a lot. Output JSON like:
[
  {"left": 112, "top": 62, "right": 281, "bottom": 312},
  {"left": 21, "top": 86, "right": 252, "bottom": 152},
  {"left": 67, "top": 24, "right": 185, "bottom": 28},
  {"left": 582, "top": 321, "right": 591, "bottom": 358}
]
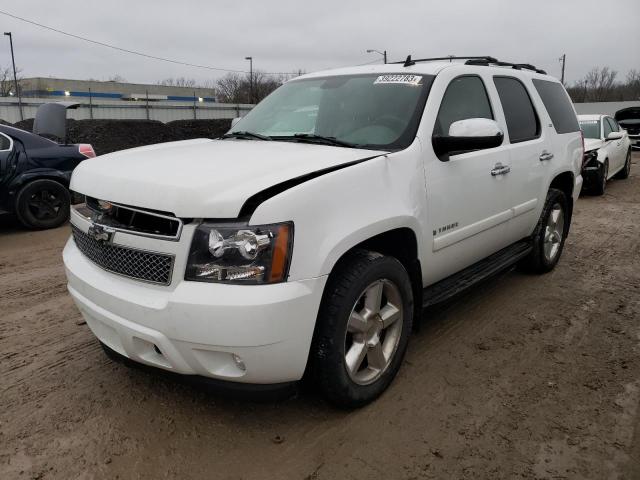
[
  {"left": 6, "top": 118, "right": 232, "bottom": 155},
  {"left": 166, "top": 119, "right": 231, "bottom": 141},
  {"left": 66, "top": 119, "right": 178, "bottom": 155}
]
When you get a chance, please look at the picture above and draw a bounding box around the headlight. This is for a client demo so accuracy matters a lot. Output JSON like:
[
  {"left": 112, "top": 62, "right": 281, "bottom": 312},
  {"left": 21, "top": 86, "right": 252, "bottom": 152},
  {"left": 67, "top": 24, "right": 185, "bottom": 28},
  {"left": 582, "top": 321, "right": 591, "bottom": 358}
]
[
  {"left": 582, "top": 149, "right": 598, "bottom": 168},
  {"left": 185, "top": 222, "right": 293, "bottom": 284}
]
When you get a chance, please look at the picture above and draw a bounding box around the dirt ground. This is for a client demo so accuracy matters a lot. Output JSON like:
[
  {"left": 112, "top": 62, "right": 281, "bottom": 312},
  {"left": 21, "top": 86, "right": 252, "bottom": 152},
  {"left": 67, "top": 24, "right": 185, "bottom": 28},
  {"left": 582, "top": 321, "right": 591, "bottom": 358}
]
[{"left": 1, "top": 154, "right": 640, "bottom": 480}]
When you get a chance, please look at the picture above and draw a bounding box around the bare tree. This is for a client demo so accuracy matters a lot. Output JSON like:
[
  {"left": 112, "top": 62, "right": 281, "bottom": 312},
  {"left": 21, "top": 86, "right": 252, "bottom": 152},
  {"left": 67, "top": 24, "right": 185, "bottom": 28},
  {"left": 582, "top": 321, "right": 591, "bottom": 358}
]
[
  {"left": 107, "top": 74, "right": 127, "bottom": 83},
  {"left": 157, "top": 77, "right": 199, "bottom": 88},
  {"left": 0, "top": 65, "right": 23, "bottom": 97},
  {"left": 624, "top": 69, "right": 640, "bottom": 100},
  {"left": 585, "top": 67, "right": 618, "bottom": 101},
  {"left": 215, "top": 70, "right": 298, "bottom": 104},
  {"left": 565, "top": 66, "right": 640, "bottom": 102}
]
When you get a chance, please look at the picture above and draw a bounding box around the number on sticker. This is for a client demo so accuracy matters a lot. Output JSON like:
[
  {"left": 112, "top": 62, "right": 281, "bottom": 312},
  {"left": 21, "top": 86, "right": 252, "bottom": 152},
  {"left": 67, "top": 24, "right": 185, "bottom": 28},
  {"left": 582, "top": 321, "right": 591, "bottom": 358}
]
[{"left": 374, "top": 75, "right": 422, "bottom": 85}]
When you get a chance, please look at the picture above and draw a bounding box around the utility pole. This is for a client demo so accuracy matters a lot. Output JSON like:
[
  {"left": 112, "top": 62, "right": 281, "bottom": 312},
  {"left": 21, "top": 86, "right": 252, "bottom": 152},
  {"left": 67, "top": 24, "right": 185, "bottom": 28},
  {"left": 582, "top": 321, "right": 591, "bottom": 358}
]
[
  {"left": 4, "top": 32, "right": 23, "bottom": 121},
  {"left": 245, "top": 56, "right": 253, "bottom": 104},
  {"left": 559, "top": 53, "right": 566, "bottom": 85},
  {"left": 89, "top": 87, "right": 94, "bottom": 119}
]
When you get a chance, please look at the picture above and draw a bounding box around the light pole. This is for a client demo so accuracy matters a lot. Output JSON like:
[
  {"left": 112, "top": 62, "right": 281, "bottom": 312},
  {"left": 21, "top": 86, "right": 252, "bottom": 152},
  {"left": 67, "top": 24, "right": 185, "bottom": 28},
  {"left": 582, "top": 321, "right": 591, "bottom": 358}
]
[
  {"left": 245, "top": 56, "right": 253, "bottom": 104},
  {"left": 4, "top": 32, "right": 23, "bottom": 120},
  {"left": 366, "top": 49, "right": 387, "bottom": 64},
  {"left": 559, "top": 53, "right": 566, "bottom": 85}
]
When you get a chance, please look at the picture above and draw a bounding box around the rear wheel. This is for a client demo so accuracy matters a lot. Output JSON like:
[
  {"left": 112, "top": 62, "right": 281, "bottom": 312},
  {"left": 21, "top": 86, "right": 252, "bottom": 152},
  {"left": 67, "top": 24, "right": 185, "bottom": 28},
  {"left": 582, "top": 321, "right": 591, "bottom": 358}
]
[
  {"left": 15, "top": 179, "right": 70, "bottom": 230},
  {"left": 519, "top": 188, "right": 568, "bottom": 274},
  {"left": 614, "top": 150, "right": 631, "bottom": 180},
  {"left": 311, "top": 250, "right": 413, "bottom": 408}
]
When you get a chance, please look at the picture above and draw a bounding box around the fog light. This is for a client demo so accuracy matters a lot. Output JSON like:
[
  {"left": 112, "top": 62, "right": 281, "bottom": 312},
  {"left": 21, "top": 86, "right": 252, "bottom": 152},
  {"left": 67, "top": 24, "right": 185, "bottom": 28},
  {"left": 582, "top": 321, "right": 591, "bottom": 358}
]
[{"left": 232, "top": 353, "right": 246, "bottom": 371}]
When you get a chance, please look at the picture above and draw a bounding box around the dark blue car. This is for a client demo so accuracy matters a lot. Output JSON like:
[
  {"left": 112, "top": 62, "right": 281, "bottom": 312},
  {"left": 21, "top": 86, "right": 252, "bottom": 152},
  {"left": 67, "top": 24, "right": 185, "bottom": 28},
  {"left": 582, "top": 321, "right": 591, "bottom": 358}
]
[{"left": 0, "top": 103, "right": 95, "bottom": 229}]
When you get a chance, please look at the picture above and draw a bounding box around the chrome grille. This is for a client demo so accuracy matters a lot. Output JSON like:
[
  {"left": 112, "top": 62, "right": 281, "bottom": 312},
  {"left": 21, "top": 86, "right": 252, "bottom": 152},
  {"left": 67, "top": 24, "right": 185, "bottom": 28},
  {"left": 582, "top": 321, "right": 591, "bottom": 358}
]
[{"left": 72, "top": 225, "right": 174, "bottom": 285}]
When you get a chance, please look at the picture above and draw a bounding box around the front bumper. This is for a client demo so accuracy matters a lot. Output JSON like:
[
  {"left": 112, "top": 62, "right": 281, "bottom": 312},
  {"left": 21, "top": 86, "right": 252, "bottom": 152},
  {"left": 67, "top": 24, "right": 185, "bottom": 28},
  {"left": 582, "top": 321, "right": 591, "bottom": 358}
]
[{"left": 63, "top": 237, "right": 327, "bottom": 384}]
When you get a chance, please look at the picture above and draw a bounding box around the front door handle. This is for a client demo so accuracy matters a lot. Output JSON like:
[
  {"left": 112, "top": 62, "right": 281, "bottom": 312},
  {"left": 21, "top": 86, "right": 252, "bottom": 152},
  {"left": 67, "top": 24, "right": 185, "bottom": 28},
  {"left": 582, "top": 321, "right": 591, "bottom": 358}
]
[
  {"left": 491, "top": 162, "right": 511, "bottom": 176},
  {"left": 539, "top": 151, "right": 554, "bottom": 161}
]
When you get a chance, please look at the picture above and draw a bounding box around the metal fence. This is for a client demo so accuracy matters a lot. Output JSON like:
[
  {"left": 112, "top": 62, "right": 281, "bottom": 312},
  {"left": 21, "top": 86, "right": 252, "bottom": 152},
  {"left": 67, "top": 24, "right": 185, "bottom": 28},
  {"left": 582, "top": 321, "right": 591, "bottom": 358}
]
[{"left": 0, "top": 97, "right": 255, "bottom": 124}]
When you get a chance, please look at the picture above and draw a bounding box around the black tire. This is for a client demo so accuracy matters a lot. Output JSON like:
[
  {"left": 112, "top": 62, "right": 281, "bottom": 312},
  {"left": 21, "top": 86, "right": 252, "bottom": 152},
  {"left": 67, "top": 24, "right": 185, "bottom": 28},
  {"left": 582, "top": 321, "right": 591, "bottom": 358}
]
[
  {"left": 519, "top": 188, "right": 569, "bottom": 274},
  {"left": 614, "top": 150, "right": 631, "bottom": 180},
  {"left": 592, "top": 159, "right": 608, "bottom": 196},
  {"left": 311, "top": 250, "right": 413, "bottom": 408},
  {"left": 15, "top": 179, "right": 70, "bottom": 230}
]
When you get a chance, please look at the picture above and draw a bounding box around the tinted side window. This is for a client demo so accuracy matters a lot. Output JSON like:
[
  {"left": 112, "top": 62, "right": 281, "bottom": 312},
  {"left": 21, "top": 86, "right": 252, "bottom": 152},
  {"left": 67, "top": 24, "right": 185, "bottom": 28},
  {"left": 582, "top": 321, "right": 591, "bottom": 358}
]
[
  {"left": 532, "top": 79, "right": 579, "bottom": 134},
  {"left": 606, "top": 117, "right": 619, "bottom": 132},
  {"left": 434, "top": 76, "right": 493, "bottom": 135},
  {"left": 603, "top": 118, "right": 614, "bottom": 137},
  {"left": 0, "top": 133, "right": 11, "bottom": 151},
  {"left": 493, "top": 77, "right": 539, "bottom": 143}
]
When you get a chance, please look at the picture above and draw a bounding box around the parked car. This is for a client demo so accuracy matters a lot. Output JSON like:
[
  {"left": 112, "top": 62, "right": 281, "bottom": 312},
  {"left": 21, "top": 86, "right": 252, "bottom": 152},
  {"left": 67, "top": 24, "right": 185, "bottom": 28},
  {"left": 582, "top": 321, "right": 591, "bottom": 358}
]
[
  {"left": 64, "top": 56, "right": 583, "bottom": 407},
  {"left": 578, "top": 114, "right": 632, "bottom": 195},
  {"left": 0, "top": 103, "right": 96, "bottom": 229},
  {"left": 615, "top": 107, "right": 640, "bottom": 150}
]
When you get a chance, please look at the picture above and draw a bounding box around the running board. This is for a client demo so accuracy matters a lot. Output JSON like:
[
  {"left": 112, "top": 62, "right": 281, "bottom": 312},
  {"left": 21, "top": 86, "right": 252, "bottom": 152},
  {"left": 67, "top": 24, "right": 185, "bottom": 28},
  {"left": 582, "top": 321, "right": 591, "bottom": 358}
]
[{"left": 422, "top": 240, "right": 532, "bottom": 308}]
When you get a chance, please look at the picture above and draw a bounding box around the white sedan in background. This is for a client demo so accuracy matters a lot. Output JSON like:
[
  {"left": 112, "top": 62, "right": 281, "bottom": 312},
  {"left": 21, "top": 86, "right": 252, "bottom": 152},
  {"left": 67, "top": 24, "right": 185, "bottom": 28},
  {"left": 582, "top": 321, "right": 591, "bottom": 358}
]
[{"left": 578, "top": 114, "right": 632, "bottom": 195}]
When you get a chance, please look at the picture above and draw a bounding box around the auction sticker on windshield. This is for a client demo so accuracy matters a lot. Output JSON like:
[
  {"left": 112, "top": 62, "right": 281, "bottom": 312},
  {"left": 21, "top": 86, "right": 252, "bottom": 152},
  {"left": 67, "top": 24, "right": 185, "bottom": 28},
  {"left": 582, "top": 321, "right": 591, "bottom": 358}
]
[{"left": 374, "top": 75, "right": 422, "bottom": 85}]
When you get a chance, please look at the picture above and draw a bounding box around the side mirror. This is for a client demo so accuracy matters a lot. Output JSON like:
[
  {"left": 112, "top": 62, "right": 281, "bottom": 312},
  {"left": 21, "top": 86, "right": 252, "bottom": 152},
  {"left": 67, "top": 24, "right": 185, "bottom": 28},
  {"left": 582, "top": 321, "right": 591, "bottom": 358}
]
[
  {"left": 432, "top": 118, "right": 504, "bottom": 161},
  {"left": 231, "top": 117, "right": 242, "bottom": 128},
  {"left": 606, "top": 131, "right": 623, "bottom": 141}
]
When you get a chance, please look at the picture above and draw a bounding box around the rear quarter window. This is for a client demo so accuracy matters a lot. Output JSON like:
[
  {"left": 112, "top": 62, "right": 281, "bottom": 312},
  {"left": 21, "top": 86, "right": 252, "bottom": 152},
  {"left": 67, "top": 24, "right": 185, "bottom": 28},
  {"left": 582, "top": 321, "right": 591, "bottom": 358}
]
[
  {"left": 532, "top": 79, "right": 579, "bottom": 134},
  {"left": 493, "top": 76, "right": 540, "bottom": 143}
]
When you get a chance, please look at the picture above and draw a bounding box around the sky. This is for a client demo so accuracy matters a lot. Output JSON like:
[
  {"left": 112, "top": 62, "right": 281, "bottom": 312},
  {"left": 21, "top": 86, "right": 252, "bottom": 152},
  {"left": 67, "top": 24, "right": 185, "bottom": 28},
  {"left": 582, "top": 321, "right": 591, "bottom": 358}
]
[{"left": 1, "top": 0, "right": 639, "bottom": 86}]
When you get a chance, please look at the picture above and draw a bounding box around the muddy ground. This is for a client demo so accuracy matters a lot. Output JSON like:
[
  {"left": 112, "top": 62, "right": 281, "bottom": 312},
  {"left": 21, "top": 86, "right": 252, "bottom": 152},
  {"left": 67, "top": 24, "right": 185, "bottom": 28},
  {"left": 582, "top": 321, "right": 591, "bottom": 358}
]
[{"left": 1, "top": 154, "right": 640, "bottom": 480}]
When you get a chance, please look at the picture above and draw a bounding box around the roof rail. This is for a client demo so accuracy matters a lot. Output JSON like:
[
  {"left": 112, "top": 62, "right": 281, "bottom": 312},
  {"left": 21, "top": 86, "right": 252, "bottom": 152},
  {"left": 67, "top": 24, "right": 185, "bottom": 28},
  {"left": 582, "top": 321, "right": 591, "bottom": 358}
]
[
  {"left": 393, "top": 55, "right": 498, "bottom": 67},
  {"left": 390, "top": 55, "right": 546, "bottom": 75},
  {"left": 465, "top": 58, "right": 546, "bottom": 74}
]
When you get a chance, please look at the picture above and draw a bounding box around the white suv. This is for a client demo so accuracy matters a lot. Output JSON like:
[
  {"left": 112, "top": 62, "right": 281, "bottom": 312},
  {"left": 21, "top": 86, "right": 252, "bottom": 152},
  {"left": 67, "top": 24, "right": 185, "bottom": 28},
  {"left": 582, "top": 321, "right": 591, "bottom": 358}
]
[{"left": 63, "top": 56, "right": 583, "bottom": 407}]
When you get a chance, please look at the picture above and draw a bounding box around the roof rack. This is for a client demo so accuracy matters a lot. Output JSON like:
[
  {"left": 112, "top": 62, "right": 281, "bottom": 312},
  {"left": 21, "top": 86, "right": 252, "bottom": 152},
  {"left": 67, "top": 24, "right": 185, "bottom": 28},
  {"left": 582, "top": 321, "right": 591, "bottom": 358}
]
[{"left": 392, "top": 55, "right": 546, "bottom": 75}]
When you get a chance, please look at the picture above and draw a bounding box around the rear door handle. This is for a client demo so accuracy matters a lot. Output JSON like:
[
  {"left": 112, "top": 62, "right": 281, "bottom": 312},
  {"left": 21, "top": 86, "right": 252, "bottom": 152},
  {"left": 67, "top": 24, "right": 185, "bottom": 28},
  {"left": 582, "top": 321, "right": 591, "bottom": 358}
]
[
  {"left": 539, "top": 151, "right": 554, "bottom": 161},
  {"left": 491, "top": 162, "right": 511, "bottom": 176}
]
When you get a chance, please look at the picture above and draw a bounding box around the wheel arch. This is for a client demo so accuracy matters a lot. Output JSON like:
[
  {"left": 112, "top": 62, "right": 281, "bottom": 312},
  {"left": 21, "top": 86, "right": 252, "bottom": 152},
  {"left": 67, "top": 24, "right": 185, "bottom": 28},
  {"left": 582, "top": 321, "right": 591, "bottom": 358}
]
[
  {"left": 322, "top": 226, "right": 423, "bottom": 329},
  {"left": 548, "top": 170, "right": 575, "bottom": 226},
  {"left": 10, "top": 169, "right": 71, "bottom": 191}
]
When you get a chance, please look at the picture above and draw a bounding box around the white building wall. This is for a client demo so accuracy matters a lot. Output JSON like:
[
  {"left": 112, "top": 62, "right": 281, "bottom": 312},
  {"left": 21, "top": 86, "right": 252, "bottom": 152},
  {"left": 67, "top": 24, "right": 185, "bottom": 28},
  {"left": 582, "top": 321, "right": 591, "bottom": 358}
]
[{"left": 573, "top": 101, "right": 640, "bottom": 116}]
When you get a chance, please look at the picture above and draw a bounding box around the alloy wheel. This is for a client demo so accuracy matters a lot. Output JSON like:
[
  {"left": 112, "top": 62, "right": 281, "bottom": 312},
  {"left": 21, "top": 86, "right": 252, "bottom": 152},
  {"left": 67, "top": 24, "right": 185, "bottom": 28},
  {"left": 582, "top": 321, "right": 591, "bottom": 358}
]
[
  {"left": 344, "top": 279, "right": 403, "bottom": 385},
  {"left": 543, "top": 203, "right": 565, "bottom": 262}
]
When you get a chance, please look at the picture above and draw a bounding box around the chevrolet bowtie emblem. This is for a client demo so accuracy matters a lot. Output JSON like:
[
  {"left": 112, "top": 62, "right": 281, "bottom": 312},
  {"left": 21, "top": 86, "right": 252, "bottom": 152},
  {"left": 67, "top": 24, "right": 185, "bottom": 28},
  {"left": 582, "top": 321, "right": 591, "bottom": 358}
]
[{"left": 87, "top": 224, "right": 115, "bottom": 244}]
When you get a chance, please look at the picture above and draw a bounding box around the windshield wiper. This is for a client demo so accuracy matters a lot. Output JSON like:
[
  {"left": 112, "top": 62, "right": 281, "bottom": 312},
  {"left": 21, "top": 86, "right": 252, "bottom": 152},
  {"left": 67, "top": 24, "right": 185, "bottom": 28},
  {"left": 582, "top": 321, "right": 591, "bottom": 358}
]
[
  {"left": 222, "top": 131, "right": 272, "bottom": 141},
  {"left": 274, "top": 133, "right": 359, "bottom": 148}
]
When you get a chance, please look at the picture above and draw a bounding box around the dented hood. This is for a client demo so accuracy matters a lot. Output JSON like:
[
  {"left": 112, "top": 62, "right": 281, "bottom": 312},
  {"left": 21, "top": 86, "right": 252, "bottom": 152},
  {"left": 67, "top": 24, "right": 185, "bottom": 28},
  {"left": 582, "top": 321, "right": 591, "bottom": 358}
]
[{"left": 70, "top": 138, "right": 384, "bottom": 218}]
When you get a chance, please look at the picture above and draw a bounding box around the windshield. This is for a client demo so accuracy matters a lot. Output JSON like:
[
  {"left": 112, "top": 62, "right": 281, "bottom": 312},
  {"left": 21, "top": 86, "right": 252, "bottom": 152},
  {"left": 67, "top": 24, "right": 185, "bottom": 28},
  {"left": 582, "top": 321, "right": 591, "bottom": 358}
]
[
  {"left": 579, "top": 119, "right": 601, "bottom": 139},
  {"left": 228, "top": 73, "right": 434, "bottom": 150}
]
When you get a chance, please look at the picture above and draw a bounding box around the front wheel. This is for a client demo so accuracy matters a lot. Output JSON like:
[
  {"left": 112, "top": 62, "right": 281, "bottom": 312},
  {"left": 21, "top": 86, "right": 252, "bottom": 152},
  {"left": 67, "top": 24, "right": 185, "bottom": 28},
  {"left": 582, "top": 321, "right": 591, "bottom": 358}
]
[
  {"left": 592, "top": 159, "right": 608, "bottom": 196},
  {"left": 519, "top": 188, "right": 568, "bottom": 274},
  {"left": 311, "top": 250, "right": 413, "bottom": 408}
]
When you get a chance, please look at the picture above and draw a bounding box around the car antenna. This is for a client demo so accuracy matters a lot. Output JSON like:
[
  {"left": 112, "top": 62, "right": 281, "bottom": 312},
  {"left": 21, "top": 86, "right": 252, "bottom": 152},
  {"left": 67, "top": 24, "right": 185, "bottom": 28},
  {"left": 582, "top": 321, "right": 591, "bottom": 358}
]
[{"left": 403, "top": 55, "right": 415, "bottom": 67}]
